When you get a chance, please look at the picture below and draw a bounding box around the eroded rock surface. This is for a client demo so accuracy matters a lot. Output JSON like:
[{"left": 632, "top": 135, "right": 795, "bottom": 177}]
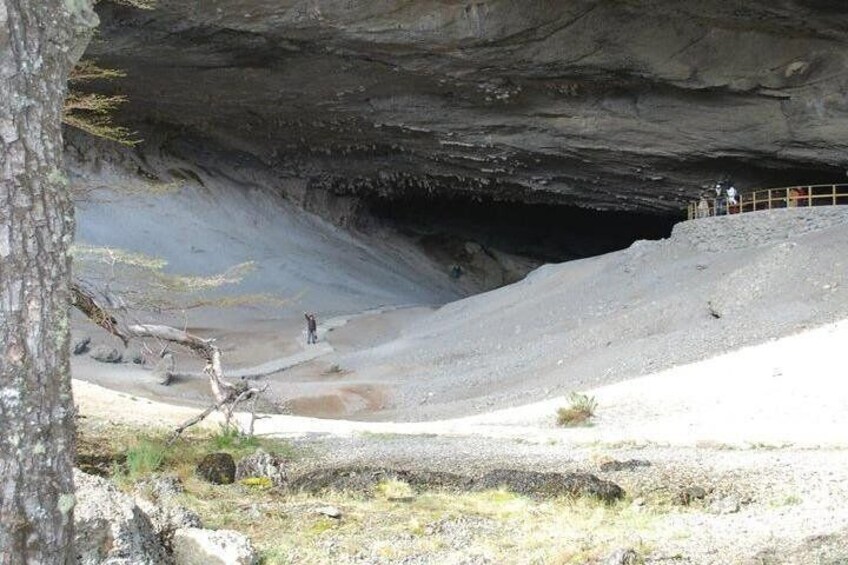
[
  {"left": 74, "top": 470, "right": 169, "bottom": 565},
  {"left": 172, "top": 528, "right": 258, "bottom": 565},
  {"left": 87, "top": 1, "right": 848, "bottom": 213}
]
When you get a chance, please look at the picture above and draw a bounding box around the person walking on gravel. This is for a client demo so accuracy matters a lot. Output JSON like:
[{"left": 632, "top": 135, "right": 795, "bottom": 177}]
[{"left": 305, "top": 313, "right": 318, "bottom": 345}]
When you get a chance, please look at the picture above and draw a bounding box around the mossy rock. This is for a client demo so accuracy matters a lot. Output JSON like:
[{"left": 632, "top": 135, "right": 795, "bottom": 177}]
[{"left": 196, "top": 452, "right": 236, "bottom": 485}]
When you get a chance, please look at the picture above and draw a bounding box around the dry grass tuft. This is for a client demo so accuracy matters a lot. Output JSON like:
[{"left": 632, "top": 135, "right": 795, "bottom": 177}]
[{"left": 556, "top": 392, "right": 598, "bottom": 427}]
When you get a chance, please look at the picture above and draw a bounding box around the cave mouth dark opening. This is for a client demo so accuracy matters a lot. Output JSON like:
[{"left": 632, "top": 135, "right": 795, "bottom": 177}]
[{"left": 367, "top": 194, "right": 679, "bottom": 265}]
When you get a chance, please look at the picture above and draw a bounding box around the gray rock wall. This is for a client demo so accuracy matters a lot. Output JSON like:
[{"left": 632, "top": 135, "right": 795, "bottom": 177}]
[{"left": 84, "top": 0, "right": 848, "bottom": 213}]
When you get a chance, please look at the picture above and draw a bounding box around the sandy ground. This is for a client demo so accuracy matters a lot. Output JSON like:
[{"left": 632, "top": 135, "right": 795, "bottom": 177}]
[{"left": 73, "top": 316, "right": 848, "bottom": 449}]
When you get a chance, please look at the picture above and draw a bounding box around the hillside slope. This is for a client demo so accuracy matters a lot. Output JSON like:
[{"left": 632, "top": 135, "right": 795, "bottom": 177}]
[{"left": 334, "top": 207, "right": 848, "bottom": 420}]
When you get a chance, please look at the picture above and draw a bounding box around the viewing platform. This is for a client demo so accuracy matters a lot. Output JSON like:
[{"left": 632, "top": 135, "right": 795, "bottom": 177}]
[{"left": 687, "top": 183, "right": 848, "bottom": 220}]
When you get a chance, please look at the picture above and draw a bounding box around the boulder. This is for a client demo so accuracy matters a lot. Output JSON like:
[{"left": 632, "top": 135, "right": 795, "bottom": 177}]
[
  {"left": 316, "top": 506, "right": 342, "bottom": 519},
  {"left": 73, "top": 335, "right": 92, "bottom": 355},
  {"left": 197, "top": 453, "right": 236, "bottom": 485},
  {"left": 678, "top": 486, "right": 708, "bottom": 506},
  {"left": 152, "top": 351, "right": 175, "bottom": 385},
  {"left": 604, "top": 548, "right": 640, "bottom": 565},
  {"left": 235, "top": 449, "right": 287, "bottom": 487},
  {"left": 74, "top": 469, "right": 169, "bottom": 565},
  {"left": 475, "top": 469, "right": 625, "bottom": 503},
  {"left": 134, "top": 474, "right": 202, "bottom": 551},
  {"left": 599, "top": 459, "right": 652, "bottom": 473},
  {"left": 90, "top": 345, "right": 123, "bottom": 364},
  {"left": 172, "top": 527, "right": 258, "bottom": 565}
]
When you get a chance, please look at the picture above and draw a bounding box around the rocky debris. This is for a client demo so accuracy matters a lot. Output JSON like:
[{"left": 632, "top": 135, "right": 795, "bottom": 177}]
[
  {"left": 673, "top": 208, "right": 848, "bottom": 253},
  {"left": 197, "top": 453, "right": 236, "bottom": 485},
  {"left": 474, "top": 469, "right": 624, "bottom": 503},
  {"left": 604, "top": 548, "right": 640, "bottom": 565},
  {"left": 316, "top": 506, "right": 343, "bottom": 519},
  {"left": 74, "top": 469, "right": 169, "bottom": 565},
  {"left": 709, "top": 495, "right": 742, "bottom": 515},
  {"left": 678, "top": 485, "right": 708, "bottom": 506},
  {"left": 73, "top": 335, "right": 91, "bottom": 355},
  {"left": 136, "top": 474, "right": 185, "bottom": 499},
  {"left": 90, "top": 344, "right": 123, "bottom": 364},
  {"left": 134, "top": 473, "right": 201, "bottom": 551},
  {"left": 288, "top": 467, "right": 465, "bottom": 494},
  {"left": 172, "top": 527, "right": 258, "bottom": 565},
  {"left": 598, "top": 459, "right": 652, "bottom": 472},
  {"left": 287, "top": 466, "right": 624, "bottom": 503},
  {"left": 136, "top": 497, "right": 202, "bottom": 553},
  {"left": 235, "top": 449, "right": 287, "bottom": 487}
]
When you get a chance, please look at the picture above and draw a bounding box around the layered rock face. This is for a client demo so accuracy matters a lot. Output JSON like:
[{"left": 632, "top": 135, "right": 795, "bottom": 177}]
[{"left": 86, "top": 1, "right": 848, "bottom": 214}]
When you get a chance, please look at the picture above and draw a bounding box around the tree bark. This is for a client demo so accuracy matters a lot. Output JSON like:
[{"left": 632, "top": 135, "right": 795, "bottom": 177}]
[{"left": 0, "top": 2, "right": 97, "bottom": 563}]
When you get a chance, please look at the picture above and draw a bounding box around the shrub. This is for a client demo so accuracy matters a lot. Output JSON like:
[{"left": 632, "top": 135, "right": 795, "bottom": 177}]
[
  {"left": 212, "top": 426, "right": 260, "bottom": 451},
  {"left": 556, "top": 392, "right": 598, "bottom": 427},
  {"left": 125, "top": 440, "right": 166, "bottom": 478}
]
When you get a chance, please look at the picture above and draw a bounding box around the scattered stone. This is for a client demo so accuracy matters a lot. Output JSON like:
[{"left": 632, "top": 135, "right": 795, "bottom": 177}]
[
  {"left": 73, "top": 336, "right": 91, "bottom": 355},
  {"left": 709, "top": 495, "right": 741, "bottom": 515},
  {"left": 74, "top": 469, "right": 169, "bottom": 565},
  {"left": 678, "top": 485, "right": 708, "bottom": 506},
  {"left": 136, "top": 497, "right": 202, "bottom": 552},
  {"left": 287, "top": 466, "right": 624, "bottom": 503},
  {"left": 235, "top": 449, "right": 287, "bottom": 487},
  {"left": 172, "top": 527, "right": 258, "bottom": 565},
  {"left": 136, "top": 473, "right": 185, "bottom": 499},
  {"left": 90, "top": 344, "right": 123, "bottom": 364},
  {"left": 474, "top": 469, "right": 625, "bottom": 503},
  {"left": 599, "top": 459, "right": 652, "bottom": 472},
  {"left": 604, "top": 548, "right": 640, "bottom": 565},
  {"left": 316, "top": 505, "right": 343, "bottom": 519},
  {"left": 197, "top": 453, "right": 236, "bottom": 485}
]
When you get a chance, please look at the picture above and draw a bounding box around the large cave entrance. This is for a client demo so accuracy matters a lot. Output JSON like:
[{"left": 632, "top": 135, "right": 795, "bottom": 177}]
[{"left": 365, "top": 194, "right": 678, "bottom": 290}]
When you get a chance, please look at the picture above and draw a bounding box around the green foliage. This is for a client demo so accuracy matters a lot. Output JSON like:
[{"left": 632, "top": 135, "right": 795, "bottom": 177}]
[
  {"left": 556, "top": 392, "right": 598, "bottom": 427},
  {"left": 212, "top": 426, "right": 261, "bottom": 452},
  {"left": 125, "top": 439, "right": 166, "bottom": 478}
]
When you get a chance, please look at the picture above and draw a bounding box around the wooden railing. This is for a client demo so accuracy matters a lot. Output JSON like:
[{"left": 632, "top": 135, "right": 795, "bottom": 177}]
[{"left": 687, "top": 183, "right": 848, "bottom": 220}]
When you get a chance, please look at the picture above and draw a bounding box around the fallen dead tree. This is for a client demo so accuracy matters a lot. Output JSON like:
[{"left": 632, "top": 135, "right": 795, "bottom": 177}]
[{"left": 71, "top": 282, "right": 266, "bottom": 439}]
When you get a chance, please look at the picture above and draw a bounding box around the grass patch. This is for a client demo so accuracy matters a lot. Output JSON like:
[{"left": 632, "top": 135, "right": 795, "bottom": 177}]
[
  {"left": 556, "top": 392, "right": 598, "bottom": 427},
  {"left": 376, "top": 479, "right": 416, "bottom": 501},
  {"left": 79, "top": 422, "right": 659, "bottom": 564},
  {"left": 124, "top": 439, "right": 166, "bottom": 478}
]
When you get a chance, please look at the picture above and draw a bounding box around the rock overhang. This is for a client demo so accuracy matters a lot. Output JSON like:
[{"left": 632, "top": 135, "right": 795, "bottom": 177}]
[{"left": 83, "top": 0, "right": 848, "bottom": 214}]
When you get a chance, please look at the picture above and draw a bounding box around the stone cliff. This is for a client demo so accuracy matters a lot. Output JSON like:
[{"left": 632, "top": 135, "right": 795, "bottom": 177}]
[{"left": 86, "top": 0, "right": 848, "bottom": 214}]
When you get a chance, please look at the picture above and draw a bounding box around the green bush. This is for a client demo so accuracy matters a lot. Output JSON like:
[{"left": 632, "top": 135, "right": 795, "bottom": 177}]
[
  {"left": 125, "top": 440, "right": 166, "bottom": 478},
  {"left": 212, "top": 426, "right": 260, "bottom": 451}
]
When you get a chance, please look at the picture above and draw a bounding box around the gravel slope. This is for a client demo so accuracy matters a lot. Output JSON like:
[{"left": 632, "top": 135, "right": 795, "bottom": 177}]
[{"left": 336, "top": 207, "right": 848, "bottom": 420}]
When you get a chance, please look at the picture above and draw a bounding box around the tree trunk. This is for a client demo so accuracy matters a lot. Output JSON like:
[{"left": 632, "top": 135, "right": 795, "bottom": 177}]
[{"left": 0, "top": 2, "right": 97, "bottom": 563}]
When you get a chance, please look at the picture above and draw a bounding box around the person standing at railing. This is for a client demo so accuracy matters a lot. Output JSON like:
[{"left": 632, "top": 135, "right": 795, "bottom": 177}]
[
  {"left": 726, "top": 185, "right": 738, "bottom": 213},
  {"left": 714, "top": 183, "right": 726, "bottom": 215},
  {"left": 726, "top": 185, "right": 738, "bottom": 206},
  {"left": 696, "top": 195, "right": 710, "bottom": 218},
  {"left": 788, "top": 187, "right": 800, "bottom": 208}
]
